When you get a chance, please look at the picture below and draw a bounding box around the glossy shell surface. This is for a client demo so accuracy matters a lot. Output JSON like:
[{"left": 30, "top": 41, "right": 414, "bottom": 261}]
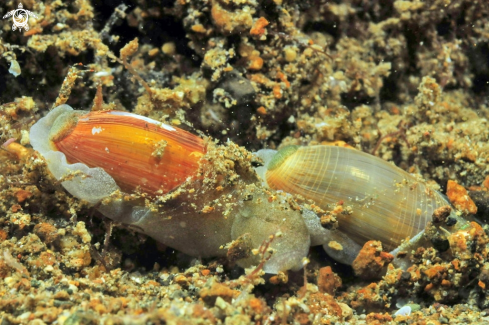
[
  {"left": 50, "top": 109, "right": 205, "bottom": 195},
  {"left": 30, "top": 105, "right": 311, "bottom": 273},
  {"left": 264, "top": 145, "right": 451, "bottom": 251}
]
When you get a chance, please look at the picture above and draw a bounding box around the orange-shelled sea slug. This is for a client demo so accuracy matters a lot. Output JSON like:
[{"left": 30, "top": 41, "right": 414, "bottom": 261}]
[{"left": 30, "top": 105, "right": 470, "bottom": 272}]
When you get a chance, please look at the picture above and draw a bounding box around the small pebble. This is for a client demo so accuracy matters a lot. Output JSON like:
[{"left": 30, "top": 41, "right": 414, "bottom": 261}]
[
  {"left": 284, "top": 47, "right": 297, "bottom": 62},
  {"left": 9, "top": 60, "right": 21, "bottom": 77},
  {"left": 394, "top": 305, "right": 411, "bottom": 316},
  {"left": 162, "top": 42, "right": 176, "bottom": 55}
]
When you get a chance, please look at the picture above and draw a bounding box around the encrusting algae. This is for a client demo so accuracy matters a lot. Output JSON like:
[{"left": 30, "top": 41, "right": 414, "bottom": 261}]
[{"left": 2, "top": 0, "right": 489, "bottom": 323}]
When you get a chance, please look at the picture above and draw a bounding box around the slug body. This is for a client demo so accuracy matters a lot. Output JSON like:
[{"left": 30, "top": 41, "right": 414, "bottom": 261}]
[
  {"left": 256, "top": 145, "right": 467, "bottom": 264},
  {"left": 30, "top": 105, "right": 311, "bottom": 273},
  {"left": 31, "top": 105, "right": 467, "bottom": 271}
]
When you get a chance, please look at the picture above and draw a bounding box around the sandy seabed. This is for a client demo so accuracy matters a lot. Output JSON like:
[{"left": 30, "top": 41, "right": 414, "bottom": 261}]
[{"left": 2, "top": 0, "right": 489, "bottom": 323}]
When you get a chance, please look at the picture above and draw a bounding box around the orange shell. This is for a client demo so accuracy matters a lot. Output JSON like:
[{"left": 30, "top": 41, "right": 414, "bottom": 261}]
[{"left": 52, "top": 110, "right": 205, "bottom": 195}]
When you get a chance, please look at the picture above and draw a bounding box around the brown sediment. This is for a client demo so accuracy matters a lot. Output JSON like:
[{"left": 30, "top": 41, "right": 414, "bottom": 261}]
[
  {"left": 352, "top": 241, "right": 394, "bottom": 280},
  {"left": 2, "top": 0, "right": 489, "bottom": 323},
  {"left": 317, "top": 266, "right": 342, "bottom": 295},
  {"left": 447, "top": 180, "right": 478, "bottom": 215}
]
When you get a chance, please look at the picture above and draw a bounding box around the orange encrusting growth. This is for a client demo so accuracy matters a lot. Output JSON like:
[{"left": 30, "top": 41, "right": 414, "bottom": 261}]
[{"left": 53, "top": 110, "right": 205, "bottom": 195}]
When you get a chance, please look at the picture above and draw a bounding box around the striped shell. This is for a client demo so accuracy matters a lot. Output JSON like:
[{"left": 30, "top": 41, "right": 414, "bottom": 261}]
[
  {"left": 29, "top": 105, "right": 312, "bottom": 273},
  {"left": 47, "top": 107, "right": 205, "bottom": 195},
  {"left": 260, "top": 145, "right": 451, "bottom": 252}
]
